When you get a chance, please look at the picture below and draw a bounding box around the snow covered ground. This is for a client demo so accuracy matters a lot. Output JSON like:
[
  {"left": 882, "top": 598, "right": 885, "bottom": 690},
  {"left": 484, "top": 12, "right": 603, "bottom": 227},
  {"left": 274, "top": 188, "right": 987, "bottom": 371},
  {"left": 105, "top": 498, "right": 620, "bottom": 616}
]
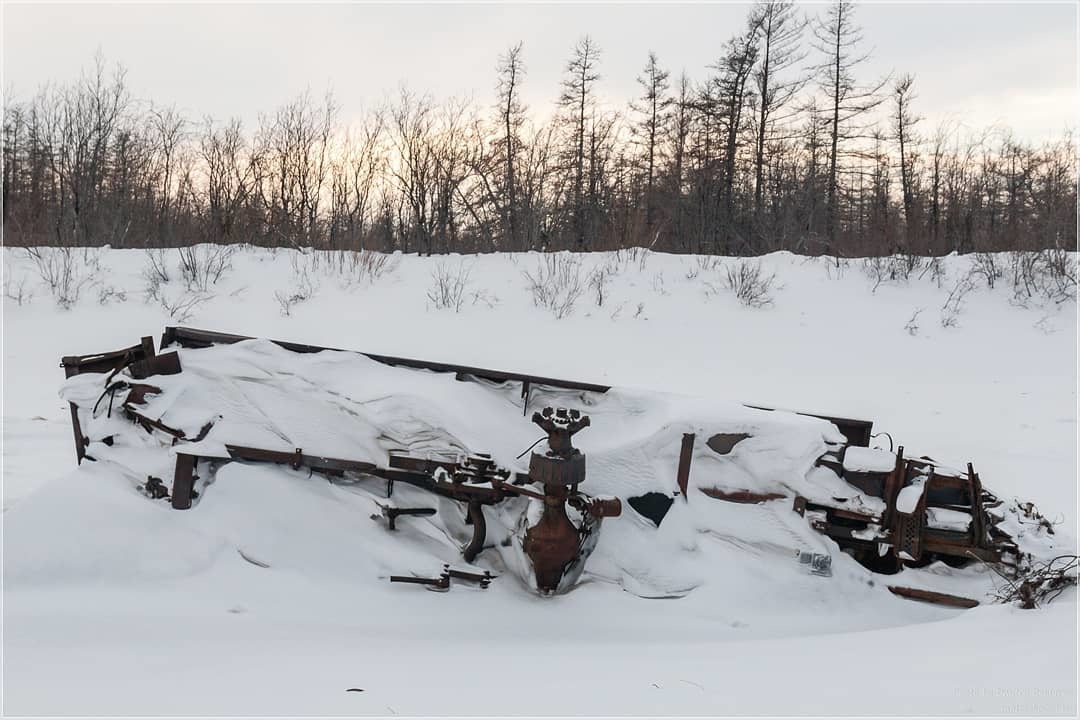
[{"left": 3, "top": 246, "right": 1077, "bottom": 716}]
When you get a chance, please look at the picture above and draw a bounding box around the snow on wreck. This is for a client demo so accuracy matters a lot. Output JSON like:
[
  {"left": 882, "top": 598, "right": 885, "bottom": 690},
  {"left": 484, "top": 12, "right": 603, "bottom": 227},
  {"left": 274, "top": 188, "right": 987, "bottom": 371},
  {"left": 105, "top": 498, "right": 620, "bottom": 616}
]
[{"left": 49, "top": 325, "right": 1071, "bottom": 606}]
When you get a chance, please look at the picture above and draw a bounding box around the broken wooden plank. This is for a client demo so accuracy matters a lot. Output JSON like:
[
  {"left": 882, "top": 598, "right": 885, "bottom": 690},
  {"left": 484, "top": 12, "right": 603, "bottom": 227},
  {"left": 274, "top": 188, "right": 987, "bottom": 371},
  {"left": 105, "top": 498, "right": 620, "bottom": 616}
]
[{"left": 887, "top": 585, "right": 979, "bottom": 608}]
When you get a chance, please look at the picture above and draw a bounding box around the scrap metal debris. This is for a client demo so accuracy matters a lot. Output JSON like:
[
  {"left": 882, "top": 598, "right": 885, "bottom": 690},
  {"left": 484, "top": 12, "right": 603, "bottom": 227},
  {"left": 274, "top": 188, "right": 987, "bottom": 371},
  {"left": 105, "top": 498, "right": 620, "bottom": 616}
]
[
  {"left": 58, "top": 325, "right": 1062, "bottom": 599},
  {"left": 793, "top": 444, "right": 1021, "bottom": 573},
  {"left": 797, "top": 551, "right": 833, "bottom": 577}
]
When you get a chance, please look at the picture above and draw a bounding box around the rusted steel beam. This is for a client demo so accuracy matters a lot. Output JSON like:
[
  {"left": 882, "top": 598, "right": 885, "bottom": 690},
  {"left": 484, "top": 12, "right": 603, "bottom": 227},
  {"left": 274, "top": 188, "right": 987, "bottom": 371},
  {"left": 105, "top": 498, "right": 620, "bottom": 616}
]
[
  {"left": 830, "top": 506, "right": 881, "bottom": 523},
  {"left": 124, "top": 383, "right": 162, "bottom": 407},
  {"left": 923, "top": 473, "right": 971, "bottom": 491},
  {"left": 444, "top": 566, "right": 494, "bottom": 585},
  {"left": 161, "top": 326, "right": 613, "bottom": 394},
  {"left": 811, "top": 522, "right": 884, "bottom": 544},
  {"left": 68, "top": 403, "right": 88, "bottom": 464},
  {"left": 699, "top": 487, "right": 786, "bottom": 504},
  {"left": 128, "top": 351, "right": 181, "bottom": 380},
  {"left": 171, "top": 453, "right": 197, "bottom": 510},
  {"left": 381, "top": 506, "right": 436, "bottom": 531},
  {"left": 922, "top": 537, "right": 1003, "bottom": 563},
  {"left": 745, "top": 405, "right": 874, "bottom": 447},
  {"left": 676, "top": 433, "right": 695, "bottom": 501},
  {"left": 124, "top": 407, "right": 186, "bottom": 439},
  {"left": 390, "top": 573, "right": 450, "bottom": 591},
  {"left": 388, "top": 454, "right": 461, "bottom": 475},
  {"left": 159, "top": 327, "right": 880, "bottom": 441},
  {"left": 798, "top": 498, "right": 880, "bottom": 524},
  {"left": 887, "top": 585, "right": 979, "bottom": 609},
  {"left": 224, "top": 444, "right": 379, "bottom": 475},
  {"left": 371, "top": 467, "right": 507, "bottom": 504},
  {"left": 60, "top": 341, "right": 151, "bottom": 378},
  {"left": 881, "top": 446, "right": 906, "bottom": 529},
  {"left": 462, "top": 501, "right": 487, "bottom": 562},
  {"left": 61, "top": 340, "right": 153, "bottom": 464},
  {"left": 493, "top": 480, "right": 546, "bottom": 501},
  {"left": 968, "top": 463, "right": 989, "bottom": 549}
]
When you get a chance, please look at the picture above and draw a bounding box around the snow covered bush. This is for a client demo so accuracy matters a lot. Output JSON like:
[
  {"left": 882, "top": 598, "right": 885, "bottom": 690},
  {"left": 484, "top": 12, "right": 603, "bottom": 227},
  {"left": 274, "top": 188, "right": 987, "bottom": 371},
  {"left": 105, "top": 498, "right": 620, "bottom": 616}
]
[
  {"left": 178, "top": 244, "right": 236, "bottom": 292},
  {"left": 904, "top": 308, "right": 924, "bottom": 336},
  {"left": 862, "top": 253, "right": 927, "bottom": 292},
  {"left": 989, "top": 554, "right": 1077, "bottom": 610},
  {"left": 722, "top": 259, "right": 777, "bottom": 308},
  {"left": 427, "top": 261, "right": 471, "bottom": 312},
  {"left": 523, "top": 253, "right": 586, "bottom": 319},
  {"left": 24, "top": 246, "right": 105, "bottom": 309},
  {"left": 685, "top": 255, "right": 722, "bottom": 280},
  {"left": 820, "top": 256, "right": 850, "bottom": 280},
  {"left": 143, "top": 248, "right": 172, "bottom": 284},
  {"left": 940, "top": 276, "right": 976, "bottom": 328},
  {"left": 96, "top": 284, "right": 127, "bottom": 305},
  {"left": 156, "top": 290, "right": 210, "bottom": 323},
  {"left": 345, "top": 249, "right": 397, "bottom": 284},
  {"left": 970, "top": 252, "right": 1003, "bottom": 289},
  {"left": 611, "top": 246, "right": 651, "bottom": 273},
  {"left": 588, "top": 262, "right": 615, "bottom": 307},
  {"left": 275, "top": 265, "right": 319, "bottom": 316},
  {"left": 3, "top": 271, "right": 33, "bottom": 306},
  {"left": 303, "top": 248, "right": 398, "bottom": 286},
  {"left": 1008, "top": 249, "right": 1077, "bottom": 306}
]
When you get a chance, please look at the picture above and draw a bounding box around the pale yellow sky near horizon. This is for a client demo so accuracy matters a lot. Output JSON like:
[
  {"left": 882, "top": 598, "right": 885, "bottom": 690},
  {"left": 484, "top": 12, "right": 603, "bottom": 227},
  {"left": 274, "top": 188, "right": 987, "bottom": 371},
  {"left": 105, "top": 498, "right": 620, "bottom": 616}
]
[{"left": 3, "top": 2, "right": 1077, "bottom": 144}]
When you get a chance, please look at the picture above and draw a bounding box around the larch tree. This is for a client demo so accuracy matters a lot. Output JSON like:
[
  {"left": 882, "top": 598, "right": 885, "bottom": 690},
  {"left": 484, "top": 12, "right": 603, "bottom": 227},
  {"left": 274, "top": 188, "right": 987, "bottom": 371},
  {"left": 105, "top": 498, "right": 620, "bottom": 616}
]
[
  {"left": 629, "top": 51, "right": 672, "bottom": 231},
  {"left": 495, "top": 42, "right": 526, "bottom": 250},
  {"left": 712, "top": 17, "right": 760, "bottom": 252},
  {"left": 812, "top": 0, "right": 889, "bottom": 248},
  {"left": 751, "top": 0, "right": 806, "bottom": 221},
  {"left": 892, "top": 73, "right": 921, "bottom": 246},
  {"left": 558, "top": 36, "right": 601, "bottom": 249}
]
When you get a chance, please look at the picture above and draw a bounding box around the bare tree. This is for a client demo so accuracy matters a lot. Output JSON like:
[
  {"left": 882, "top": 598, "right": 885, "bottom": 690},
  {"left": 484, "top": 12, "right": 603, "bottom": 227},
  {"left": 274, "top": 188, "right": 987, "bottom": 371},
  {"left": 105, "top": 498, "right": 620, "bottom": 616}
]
[
  {"left": 892, "top": 73, "right": 921, "bottom": 246},
  {"left": 256, "top": 90, "right": 337, "bottom": 246},
  {"left": 751, "top": 1, "right": 806, "bottom": 220},
  {"left": 558, "top": 36, "right": 602, "bottom": 250},
  {"left": 149, "top": 104, "right": 187, "bottom": 241},
  {"left": 667, "top": 72, "right": 693, "bottom": 250},
  {"left": 812, "top": 0, "right": 889, "bottom": 247},
  {"left": 495, "top": 42, "right": 526, "bottom": 250},
  {"left": 1, "top": 49, "right": 1074, "bottom": 261},
  {"left": 711, "top": 16, "right": 760, "bottom": 252},
  {"left": 629, "top": 51, "right": 672, "bottom": 232}
]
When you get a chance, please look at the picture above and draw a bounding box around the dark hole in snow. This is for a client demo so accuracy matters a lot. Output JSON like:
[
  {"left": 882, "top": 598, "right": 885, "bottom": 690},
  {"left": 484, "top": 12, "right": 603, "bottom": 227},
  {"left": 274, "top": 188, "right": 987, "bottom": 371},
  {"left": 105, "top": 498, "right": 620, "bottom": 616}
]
[
  {"left": 628, "top": 492, "right": 674, "bottom": 527},
  {"left": 706, "top": 433, "right": 751, "bottom": 455}
]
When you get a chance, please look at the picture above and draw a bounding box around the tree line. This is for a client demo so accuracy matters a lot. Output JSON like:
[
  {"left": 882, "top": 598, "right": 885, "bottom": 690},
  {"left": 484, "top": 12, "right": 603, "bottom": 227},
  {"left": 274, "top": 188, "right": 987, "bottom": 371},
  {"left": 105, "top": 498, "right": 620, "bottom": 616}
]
[{"left": 3, "top": 1, "right": 1076, "bottom": 258}]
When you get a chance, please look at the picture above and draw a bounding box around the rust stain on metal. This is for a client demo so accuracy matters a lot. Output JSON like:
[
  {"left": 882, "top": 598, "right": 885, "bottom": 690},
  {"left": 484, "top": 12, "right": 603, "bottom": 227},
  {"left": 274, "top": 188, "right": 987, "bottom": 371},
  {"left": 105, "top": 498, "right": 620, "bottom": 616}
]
[{"left": 699, "top": 488, "right": 785, "bottom": 504}]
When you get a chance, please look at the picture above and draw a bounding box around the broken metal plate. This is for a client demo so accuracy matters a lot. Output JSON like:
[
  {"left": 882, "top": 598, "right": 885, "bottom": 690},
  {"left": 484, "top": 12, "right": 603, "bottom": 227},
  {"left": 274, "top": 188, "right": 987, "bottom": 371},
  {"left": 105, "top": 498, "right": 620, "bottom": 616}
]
[{"left": 797, "top": 551, "right": 833, "bottom": 577}]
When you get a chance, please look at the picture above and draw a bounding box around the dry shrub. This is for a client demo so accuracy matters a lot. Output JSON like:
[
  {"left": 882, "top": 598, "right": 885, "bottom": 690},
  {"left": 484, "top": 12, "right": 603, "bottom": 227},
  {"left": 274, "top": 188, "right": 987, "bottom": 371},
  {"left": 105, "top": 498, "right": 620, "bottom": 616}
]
[{"left": 523, "top": 253, "right": 585, "bottom": 319}]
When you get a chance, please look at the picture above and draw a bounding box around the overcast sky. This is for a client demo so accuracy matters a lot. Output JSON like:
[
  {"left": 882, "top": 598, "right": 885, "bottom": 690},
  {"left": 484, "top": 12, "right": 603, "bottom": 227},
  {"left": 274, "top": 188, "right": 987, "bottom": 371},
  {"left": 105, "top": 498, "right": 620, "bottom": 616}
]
[{"left": 3, "top": 2, "right": 1076, "bottom": 142}]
